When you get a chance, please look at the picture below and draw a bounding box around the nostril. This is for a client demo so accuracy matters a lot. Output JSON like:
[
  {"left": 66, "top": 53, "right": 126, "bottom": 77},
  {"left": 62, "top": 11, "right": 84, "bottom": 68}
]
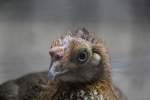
[
  {"left": 49, "top": 47, "right": 64, "bottom": 60},
  {"left": 55, "top": 54, "right": 63, "bottom": 60},
  {"left": 49, "top": 51, "right": 63, "bottom": 60}
]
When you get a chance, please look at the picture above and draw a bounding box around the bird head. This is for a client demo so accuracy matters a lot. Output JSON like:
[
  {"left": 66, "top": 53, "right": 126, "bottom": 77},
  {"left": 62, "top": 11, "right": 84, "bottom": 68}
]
[{"left": 48, "top": 28, "right": 111, "bottom": 83}]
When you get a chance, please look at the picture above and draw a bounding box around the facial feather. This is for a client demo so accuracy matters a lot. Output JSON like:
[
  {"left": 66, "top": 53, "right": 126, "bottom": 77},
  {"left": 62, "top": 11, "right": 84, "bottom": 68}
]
[{"left": 48, "top": 28, "right": 111, "bottom": 83}]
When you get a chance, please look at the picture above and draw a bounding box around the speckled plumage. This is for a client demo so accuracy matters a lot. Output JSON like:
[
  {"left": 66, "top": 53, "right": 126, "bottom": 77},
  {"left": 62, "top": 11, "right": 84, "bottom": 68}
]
[
  {"left": 36, "top": 80, "right": 121, "bottom": 100},
  {"left": 0, "top": 28, "right": 127, "bottom": 100}
]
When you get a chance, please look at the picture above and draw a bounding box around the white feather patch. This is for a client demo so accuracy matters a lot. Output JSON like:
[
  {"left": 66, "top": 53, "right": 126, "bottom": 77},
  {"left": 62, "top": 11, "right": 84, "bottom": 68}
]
[
  {"left": 92, "top": 53, "right": 101, "bottom": 66},
  {"left": 63, "top": 35, "right": 73, "bottom": 49}
]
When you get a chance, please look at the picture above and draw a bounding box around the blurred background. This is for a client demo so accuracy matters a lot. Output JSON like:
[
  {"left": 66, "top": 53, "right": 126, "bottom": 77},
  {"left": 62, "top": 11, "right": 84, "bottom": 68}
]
[{"left": 0, "top": 0, "right": 150, "bottom": 100}]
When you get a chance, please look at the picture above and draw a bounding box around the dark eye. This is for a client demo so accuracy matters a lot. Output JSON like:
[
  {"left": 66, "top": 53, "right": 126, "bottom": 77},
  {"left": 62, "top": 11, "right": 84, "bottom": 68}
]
[{"left": 77, "top": 49, "right": 89, "bottom": 63}]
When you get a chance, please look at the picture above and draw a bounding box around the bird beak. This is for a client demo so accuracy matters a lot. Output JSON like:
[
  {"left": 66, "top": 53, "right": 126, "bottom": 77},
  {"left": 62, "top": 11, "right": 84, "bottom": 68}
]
[{"left": 48, "top": 61, "right": 68, "bottom": 80}]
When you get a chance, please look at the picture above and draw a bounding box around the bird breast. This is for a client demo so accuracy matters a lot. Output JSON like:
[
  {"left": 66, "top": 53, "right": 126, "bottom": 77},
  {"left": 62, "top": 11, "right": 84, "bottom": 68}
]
[{"left": 55, "top": 88, "right": 105, "bottom": 100}]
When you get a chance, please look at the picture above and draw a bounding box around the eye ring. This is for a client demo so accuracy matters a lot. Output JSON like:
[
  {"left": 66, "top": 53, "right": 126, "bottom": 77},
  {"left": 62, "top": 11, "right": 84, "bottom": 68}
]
[{"left": 77, "top": 49, "right": 89, "bottom": 63}]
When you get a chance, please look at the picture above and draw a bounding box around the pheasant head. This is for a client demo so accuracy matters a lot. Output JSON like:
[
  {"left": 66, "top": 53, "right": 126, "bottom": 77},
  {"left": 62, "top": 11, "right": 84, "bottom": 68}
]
[{"left": 48, "top": 28, "right": 112, "bottom": 83}]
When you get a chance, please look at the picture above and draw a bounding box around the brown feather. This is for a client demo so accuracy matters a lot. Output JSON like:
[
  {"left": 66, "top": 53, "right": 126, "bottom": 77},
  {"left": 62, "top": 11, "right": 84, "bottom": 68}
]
[{"left": 0, "top": 28, "right": 127, "bottom": 100}]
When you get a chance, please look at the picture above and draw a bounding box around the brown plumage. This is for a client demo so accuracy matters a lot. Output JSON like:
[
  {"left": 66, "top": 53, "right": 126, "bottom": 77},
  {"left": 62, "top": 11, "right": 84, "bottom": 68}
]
[{"left": 0, "top": 28, "right": 127, "bottom": 100}]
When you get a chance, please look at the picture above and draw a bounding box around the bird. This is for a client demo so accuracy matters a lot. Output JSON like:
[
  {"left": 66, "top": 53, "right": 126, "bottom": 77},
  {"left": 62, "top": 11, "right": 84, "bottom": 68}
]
[{"left": 0, "top": 28, "right": 127, "bottom": 100}]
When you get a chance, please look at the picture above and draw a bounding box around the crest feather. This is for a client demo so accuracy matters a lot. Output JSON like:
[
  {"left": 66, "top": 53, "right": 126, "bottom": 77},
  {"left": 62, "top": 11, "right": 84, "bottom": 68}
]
[
  {"left": 73, "top": 27, "right": 103, "bottom": 44},
  {"left": 60, "top": 27, "right": 104, "bottom": 45}
]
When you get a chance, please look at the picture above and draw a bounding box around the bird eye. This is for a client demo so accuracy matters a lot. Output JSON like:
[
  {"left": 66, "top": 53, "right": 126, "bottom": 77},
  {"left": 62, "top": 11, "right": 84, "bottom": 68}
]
[{"left": 77, "top": 49, "right": 89, "bottom": 63}]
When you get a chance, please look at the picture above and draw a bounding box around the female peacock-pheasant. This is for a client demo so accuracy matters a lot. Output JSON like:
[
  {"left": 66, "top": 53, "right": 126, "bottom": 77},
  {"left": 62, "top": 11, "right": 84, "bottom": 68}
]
[{"left": 0, "top": 28, "right": 127, "bottom": 100}]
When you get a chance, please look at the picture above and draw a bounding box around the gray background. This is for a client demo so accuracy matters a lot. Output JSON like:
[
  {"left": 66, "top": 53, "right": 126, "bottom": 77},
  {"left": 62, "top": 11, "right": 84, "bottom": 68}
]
[{"left": 0, "top": 0, "right": 150, "bottom": 100}]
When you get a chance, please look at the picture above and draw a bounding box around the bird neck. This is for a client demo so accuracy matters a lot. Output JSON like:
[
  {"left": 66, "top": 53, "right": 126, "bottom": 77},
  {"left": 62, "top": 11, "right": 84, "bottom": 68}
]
[
  {"left": 49, "top": 80, "right": 116, "bottom": 100},
  {"left": 60, "top": 78, "right": 113, "bottom": 90}
]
